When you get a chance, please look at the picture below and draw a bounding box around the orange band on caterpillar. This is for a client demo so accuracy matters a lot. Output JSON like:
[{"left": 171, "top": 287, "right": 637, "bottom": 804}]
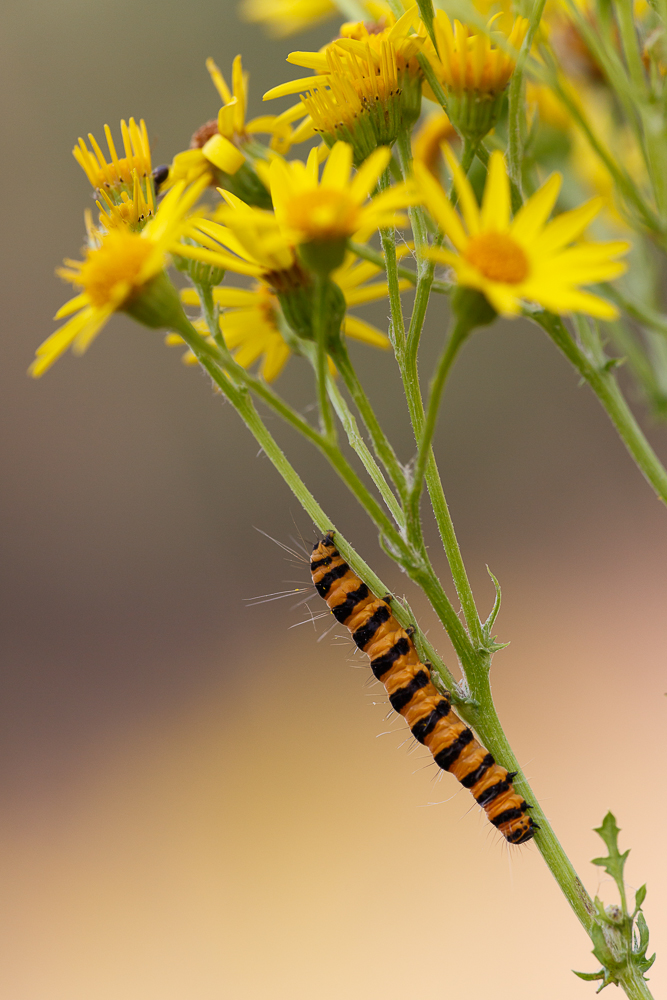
[{"left": 311, "top": 533, "right": 536, "bottom": 845}]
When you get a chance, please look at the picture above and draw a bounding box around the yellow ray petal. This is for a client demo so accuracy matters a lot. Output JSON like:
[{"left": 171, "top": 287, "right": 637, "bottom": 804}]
[
  {"left": 349, "top": 146, "right": 392, "bottom": 203},
  {"left": 511, "top": 172, "right": 562, "bottom": 244},
  {"left": 534, "top": 198, "right": 604, "bottom": 254},
  {"left": 286, "top": 51, "right": 329, "bottom": 72},
  {"left": 263, "top": 75, "right": 330, "bottom": 100},
  {"left": 414, "top": 162, "right": 468, "bottom": 251},
  {"left": 480, "top": 152, "right": 510, "bottom": 231},
  {"left": 321, "top": 141, "right": 353, "bottom": 189},
  {"left": 442, "top": 144, "right": 480, "bottom": 235},
  {"left": 343, "top": 315, "right": 390, "bottom": 348}
]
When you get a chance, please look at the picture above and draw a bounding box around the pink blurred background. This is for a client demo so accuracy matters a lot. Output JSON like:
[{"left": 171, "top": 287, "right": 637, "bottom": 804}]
[{"left": 1, "top": 1, "right": 666, "bottom": 996}]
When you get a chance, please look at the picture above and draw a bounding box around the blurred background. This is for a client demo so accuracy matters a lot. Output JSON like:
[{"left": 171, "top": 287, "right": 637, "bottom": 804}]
[{"left": 1, "top": 1, "right": 666, "bottom": 997}]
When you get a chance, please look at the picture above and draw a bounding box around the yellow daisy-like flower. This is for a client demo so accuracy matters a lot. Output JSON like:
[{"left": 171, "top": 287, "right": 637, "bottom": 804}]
[
  {"left": 30, "top": 180, "right": 207, "bottom": 378},
  {"left": 73, "top": 118, "right": 152, "bottom": 195},
  {"left": 424, "top": 12, "right": 529, "bottom": 140},
  {"left": 95, "top": 169, "right": 156, "bottom": 232},
  {"left": 415, "top": 147, "right": 629, "bottom": 318},
  {"left": 185, "top": 196, "right": 299, "bottom": 280},
  {"left": 263, "top": 6, "right": 424, "bottom": 162},
  {"left": 176, "top": 253, "right": 404, "bottom": 381},
  {"left": 240, "top": 0, "right": 337, "bottom": 37},
  {"left": 428, "top": 12, "right": 529, "bottom": 95},
  {"left": 179, "top": 143, "right": 414, "bottom": 280},
  {"left": 164, "top": 56, "right": 288, "bottom": 206},
  {"left": 270, "top": 142, "right": 414, "bottom": 247}
]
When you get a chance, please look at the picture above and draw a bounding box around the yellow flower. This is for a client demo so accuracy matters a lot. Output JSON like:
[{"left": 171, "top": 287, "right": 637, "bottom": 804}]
[
  {"left": 176, "top": 254, "right": 403, "bottom": 381},
  {"left": 427, "top": 12, "right": 528, "bottom": 95},
  {"left": 263, "top": 6, "right": 424, "bottom": 161},
  {"left": 73, "top": 118, "right": 152, "bottom": 195},
  {"left": 270, "top": 142, "right": 414, "bottom": 246},
  {"left": 179, "top": 143, "right": 414, "bottom": 282},
  {"left": 95, "top": 169, "right": 156, "bottom": 232},
  {"left": 240, "top": 0, "right": 337, "bottom": 36},
  {"left": 164, "top": 56, "right": 288, "bottom": 207},
  {"left": 184, "top": 197, "right": 299, "bottom": 279},
  {"left": 424, "top": 12, "right": 529, "bottom": 140},
  {"left": 30, "top": 180, "right": 207, "bottom": 377},
  {"left": 415, "top": 147, "right": 629, "bottom": 318}
]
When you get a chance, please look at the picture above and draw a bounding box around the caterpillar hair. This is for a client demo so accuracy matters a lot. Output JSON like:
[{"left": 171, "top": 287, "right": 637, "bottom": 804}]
[{"left": 310, "top": 532, "right": 536, "bottom": 845}]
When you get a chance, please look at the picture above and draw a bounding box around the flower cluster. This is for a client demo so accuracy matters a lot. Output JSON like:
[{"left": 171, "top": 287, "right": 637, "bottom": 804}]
[{"left": 34, "top": 0, "right": 646, "bottom": 390}]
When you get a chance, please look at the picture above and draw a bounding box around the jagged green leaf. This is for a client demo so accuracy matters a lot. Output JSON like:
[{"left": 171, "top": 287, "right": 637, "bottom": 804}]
[{"left": 592, "top": 812, "right": 629, "bottom": 891}]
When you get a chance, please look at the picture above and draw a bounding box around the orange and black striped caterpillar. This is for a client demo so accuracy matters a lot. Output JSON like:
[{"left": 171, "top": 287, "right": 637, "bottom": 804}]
[{"left": 311, "top": 532, "right": 536, "bottom": 845}]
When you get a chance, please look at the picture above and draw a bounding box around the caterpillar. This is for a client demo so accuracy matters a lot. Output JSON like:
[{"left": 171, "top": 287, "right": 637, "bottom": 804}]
[{"left": 310, "top": 532, "right": 536, "bottom": 845}]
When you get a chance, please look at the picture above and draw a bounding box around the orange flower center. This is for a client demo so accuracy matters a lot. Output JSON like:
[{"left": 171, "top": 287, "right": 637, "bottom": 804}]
[
  {"left": 78, "top": 230, "right": 155, "bottom": 307},
  {"left": 287, "top": 189, "right": 361, "bottom": 242},
  {"left": 464, "top": 232, "right": 529, "bottom": 284}
]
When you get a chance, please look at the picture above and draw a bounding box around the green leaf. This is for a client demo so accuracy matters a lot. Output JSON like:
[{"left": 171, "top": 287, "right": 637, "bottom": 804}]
[
  {"left": 634, "top": 884, "right": 647, "bottom": 912},
  {"left": 482, "top": 567, "right": 504, "bottom": 649},
  {"left": 592, "top": 812, "right": 630, "bottom": 892},
  {"left": 635, "top": 911, "right": 650, "bottom": 957},
  {"left": 573, "top": 970, "right": 605, "bottom": 982}
]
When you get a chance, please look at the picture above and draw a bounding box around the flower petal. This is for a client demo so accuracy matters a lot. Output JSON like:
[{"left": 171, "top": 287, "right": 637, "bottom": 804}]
[{"left": 480, "top": 151, "right": 510, "bottom": 231}]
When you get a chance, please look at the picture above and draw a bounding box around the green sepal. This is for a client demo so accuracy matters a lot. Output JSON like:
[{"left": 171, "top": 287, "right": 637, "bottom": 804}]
[
  {"left": 123, "top": 270, "right": 188, "bottom": 330},
  {"left": 450, "top": 286, "right": 497, "bottom": 333},
  {"left": 277, "top": 278, "right": 346, "bottom": 348},
  {"left": 299, "top": 239, "right": 348, "bottom": 279},
  {"left": 216, "top": 161, "right": 272, "bottom": 210}
]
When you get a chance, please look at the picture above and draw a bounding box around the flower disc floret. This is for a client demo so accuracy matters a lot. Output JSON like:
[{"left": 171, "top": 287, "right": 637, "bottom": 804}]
[
  {"left": 270, "top": 142, "right": 415, "bottom": 247},
  {"left": 415, "top": 146, "right": 630, "bottom": 318}
]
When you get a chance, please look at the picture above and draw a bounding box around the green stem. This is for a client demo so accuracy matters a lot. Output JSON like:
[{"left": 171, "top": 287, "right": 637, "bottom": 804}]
[
  {"left": 408, "top": 315, "right": 471, "bottom": 535},
  {"left": 175, "top": 318, "right": 461, "bottom": 697},
  {"left": 546, "top": 67, "right": 663, "bottom": 236},
  {"left": 534, "top": 311, "right": 667, "bottom": 504},
  {"left": 329, "top": 338, "right": 409, "bottom": 504},
  {"left": 348, "top": 241, "right": 452, "bottom": 295},
  {"left": 314, "top": 275, "right": 337, "bottom": 442},
  {"left": 174, "top": 315, "right": 414, "bottom": 560},
  {"left": 603, "top": 284, "right": 667, "bottom": 336},
  {"left": 615, "top": 0, "right": 647, "bottom": 94},
  {"left": 416, "top": 0, "right": 436, "bottom": 46},
  {"left": 326, "top": 372, "right": 406, "bottom": 528},
  {"left": 402, "top": 349, "right": 485, "bottom": 650},
  {"left": 378, "top": 169, "right": 407, "bottom": 349},
  {"left": 396, "top": 129, "right": 437, "bottom": 363},
  {"left": 418, "top": 52, "right": 449, "bottom": 111},
  {"left": 617, "top": 968, "right": 655, "bottom": 1000},
  {"left": 467, "top": 672, "right": 596, "bottom": 935},
  {"left": 507, "top": 0, "right": 547, "bottom": 197}
]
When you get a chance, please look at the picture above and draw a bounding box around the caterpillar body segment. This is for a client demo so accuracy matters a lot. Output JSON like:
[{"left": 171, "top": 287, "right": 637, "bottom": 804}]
[{"left": 311, "top": 533, "right": 536, "bottom": 846}]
